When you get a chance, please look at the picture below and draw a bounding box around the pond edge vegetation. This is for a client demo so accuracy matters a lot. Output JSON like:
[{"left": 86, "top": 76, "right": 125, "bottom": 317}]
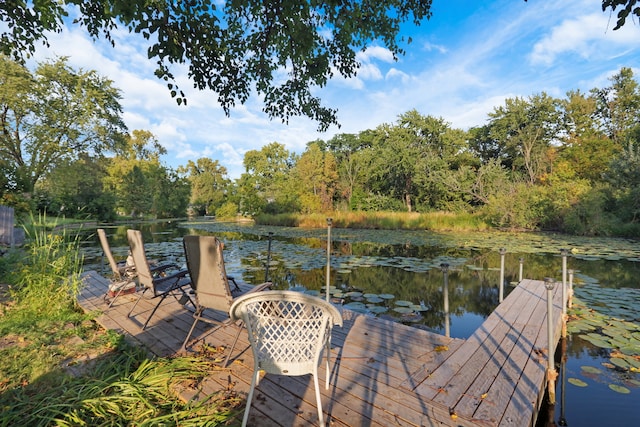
[{"left": 0, "top": 218, "right": 241, "bottom": 426}]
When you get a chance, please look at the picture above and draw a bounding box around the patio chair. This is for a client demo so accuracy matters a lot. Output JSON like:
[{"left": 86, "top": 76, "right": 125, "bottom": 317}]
[
  {"left": 229, "top": 290, "right": 343, "bottom": 427},
  {"left": 180, "top": 235, "right": 271, "bottom": 363},
  {"left": 97, "top": 228, "right": 138, "bottom": 308},
  {"left": 126, "top": 229, "right": 192, "bottom": 330}
]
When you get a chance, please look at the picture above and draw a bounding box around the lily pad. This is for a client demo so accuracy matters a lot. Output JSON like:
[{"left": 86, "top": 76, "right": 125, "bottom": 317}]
[
  {"left": 367, "top": 305, "right": 388, "bottom": 314},
  {"left": 395, "top": 300, "right": 413, "bottom": 307},
  {"left": 581, "top": 366, "right": 603, "bottom": 375},
  {"left": 609, "top": 384, "right": 631, "bottom": 394},
  {"left": 568, "top": 378, "right": 588, "bottom": 387}
]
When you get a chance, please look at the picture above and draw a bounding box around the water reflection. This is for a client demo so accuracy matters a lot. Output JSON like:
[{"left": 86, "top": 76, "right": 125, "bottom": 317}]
[{"left": 80, "top": 221, "right": 640, "bottom": 340}]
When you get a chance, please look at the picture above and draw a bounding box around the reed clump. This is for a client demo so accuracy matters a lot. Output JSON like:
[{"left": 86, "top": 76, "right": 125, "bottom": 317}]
[{"left": 256, "top": 210, "right": 491, "bottom": 231}]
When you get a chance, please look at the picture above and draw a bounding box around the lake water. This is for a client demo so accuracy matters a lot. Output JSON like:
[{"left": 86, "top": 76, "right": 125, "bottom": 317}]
[{"left": 79, "top": 220, "right": 640, "bottom": 427}]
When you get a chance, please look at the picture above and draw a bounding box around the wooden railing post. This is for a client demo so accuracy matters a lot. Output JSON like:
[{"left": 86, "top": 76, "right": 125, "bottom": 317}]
[
  {"left": 544, "top": 277, "right": 558, "bottom": 404},
  {"left": 560, "top": 248, "right": 569, "bottom": 337},
  {"left": 568, "top": 269, "right": 574, "bottom": 309},
  {"left": 326, "top": 218, "right": 332, "bottom": 303},
  {"left": 440, "top": 263, "right": 450, "bottom": 338},
  {"left": 264, "top": 232, "right": 273, "bottom": 282},
  {"left": 499, "top": 248, "right": 506, "bottom": 302},
  {"left": 519, "top": 256, "right": 524, "bottom": 282}
]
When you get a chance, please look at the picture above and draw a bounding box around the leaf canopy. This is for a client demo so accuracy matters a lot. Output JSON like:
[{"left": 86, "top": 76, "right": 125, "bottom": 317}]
[{"left": 0, "top": 0, "right": 434, "bottom": 131}]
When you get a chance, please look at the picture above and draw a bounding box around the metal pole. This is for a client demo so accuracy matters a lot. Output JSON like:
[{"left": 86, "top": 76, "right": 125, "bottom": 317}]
[
  {"left": 558, "top": 338, "right": 568, "bottom": 426},
  {"left": 499, "top": 248, "right": 506, "bottom": 303},
  {"left": 441, "top": 263, "right": 450, "bottom": 338},
  {"left": 568, "top": 269, "right": 574, "bottom": 309},
  {"left": 519, "top": 257, "right": 524, "bottom": 282},
  {"left": 560, "top": 248, "right": 568, "bottom": 338},
  {"left": 544, "top": 277, "right": 557, "bottom": 404},
  {"left": 264, "top": 232, "right": 273, "bottom": 282},
  {"left": 326, "top": 218, "right": 332, "bottom": 303}
]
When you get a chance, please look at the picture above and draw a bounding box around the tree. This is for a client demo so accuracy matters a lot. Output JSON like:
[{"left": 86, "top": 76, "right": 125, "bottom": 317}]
[
  {"left": 36, "top": 154, "right": 117, "bottom": 221},
  {"left": 558, "top": 89, "right": 619, "bottom": 181},
  {"left": 591, "top": 67, "right": 640, "bottom": 146},
  {"left": 242, "top": 142, "right": 296, "bottom": 213},
  {"left": 104, "top": 130, "right": 187, "bottom": 218},
  {"left": 324, "top": 132, "right": 372, "bottom": 208},
  {"left": 602, "top": 0, "right": 640, "bottom": 29},
  {"left": 293, "top": 143, "right": 338, "bottom": 213},
  {"left": 179, "top": 158, "right": 231, "bottom": 215},
  {"left": 0, "top": 1, "right": 433, "bottom": 131},
  {"left": 0, "top": 55, "right": 126, "bottom": 194},
  {"left": 486, "top": 93, "right": 560, "bottom": 185}
]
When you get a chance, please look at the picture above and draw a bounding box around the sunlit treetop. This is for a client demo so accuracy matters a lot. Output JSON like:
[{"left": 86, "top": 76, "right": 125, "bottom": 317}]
[{"left": 0, "top": 0, "right": 434, "bottom": 131}]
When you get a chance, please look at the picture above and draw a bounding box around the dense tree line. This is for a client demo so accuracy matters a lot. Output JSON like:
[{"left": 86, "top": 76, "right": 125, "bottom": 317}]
[
  {"left": 202, "top": 66, "right": 640, "bottom": 237},
  {"left": 1, "top": 54, "right": 639, "bottom": 236}
]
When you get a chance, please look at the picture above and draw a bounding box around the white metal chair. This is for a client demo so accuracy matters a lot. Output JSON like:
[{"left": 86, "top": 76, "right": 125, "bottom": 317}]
[{"left": 229, "top": 290, "right": 343, "bottom": 427}]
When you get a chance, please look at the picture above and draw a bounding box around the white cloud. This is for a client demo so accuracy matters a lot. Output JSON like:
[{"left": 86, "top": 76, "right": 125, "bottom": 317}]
[
  {"left": 529, "top": 13, "right": 639, "bottom": 66},
  {"left": 423, "top": 42, "right": 448, "bottom": 54}
]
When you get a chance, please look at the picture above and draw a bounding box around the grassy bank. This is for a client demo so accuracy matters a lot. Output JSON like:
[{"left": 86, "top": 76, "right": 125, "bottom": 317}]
[
  {"left": 255, "top": 210, "right": 491, "bottom": 231},
  {"left": 0, "top": 223, "right": 238, "bottom": 426}
]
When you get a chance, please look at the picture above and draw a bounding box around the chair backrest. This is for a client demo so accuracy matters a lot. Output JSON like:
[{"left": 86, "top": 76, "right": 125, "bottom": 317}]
[
  {"left": 183, "top": 235, "right": 234, "bottom": 312},
  {"left": 229, "top": 290, "right": 343, "bottom": 376},
  {"left": 126, "top": 229, "right": 155, "bottom": 290},
  {"left": 97, "top": 228, "right": 123, "bottom": 280}
]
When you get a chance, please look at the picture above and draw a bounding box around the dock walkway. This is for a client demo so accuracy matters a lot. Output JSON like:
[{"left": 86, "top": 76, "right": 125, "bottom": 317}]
[{"left": 78, "top": 271, "right": 564, "bottom": 427}]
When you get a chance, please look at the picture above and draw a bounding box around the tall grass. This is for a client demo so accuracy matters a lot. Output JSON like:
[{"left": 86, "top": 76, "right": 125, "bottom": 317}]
[
  {"left": 0, "top": 216, "right": 239, "bottom": 426},
  {"left": 256, "top": 210, "right": 491, "bottom": 231}
]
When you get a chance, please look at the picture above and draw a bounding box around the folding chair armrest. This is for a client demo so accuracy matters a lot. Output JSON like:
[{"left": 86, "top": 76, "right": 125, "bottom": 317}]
[
  {"left": 150, "top": 263, "right": 182, "bottom": 275},
  {"left": 246, "top": 281, "right": 272, "bottom": 295}
]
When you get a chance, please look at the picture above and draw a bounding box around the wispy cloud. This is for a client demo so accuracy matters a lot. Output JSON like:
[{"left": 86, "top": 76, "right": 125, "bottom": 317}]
[{"left": 529, "top": 13, "right": 638, "bottom": 66}]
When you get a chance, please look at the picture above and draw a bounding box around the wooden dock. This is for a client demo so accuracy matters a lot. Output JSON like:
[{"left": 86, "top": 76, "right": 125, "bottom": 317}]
[{"left": 77, "top": 271, "right": 565, "bottom": 427}]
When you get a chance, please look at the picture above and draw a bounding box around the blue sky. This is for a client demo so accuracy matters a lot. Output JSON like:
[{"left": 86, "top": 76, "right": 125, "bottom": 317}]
[{"left": 27, "top": 0, "right": 640, "bottom": 179}]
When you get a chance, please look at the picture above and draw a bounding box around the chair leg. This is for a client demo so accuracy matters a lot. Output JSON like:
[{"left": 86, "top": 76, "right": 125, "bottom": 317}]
[
  {"left": 127, "top": 288, "right": 147, "bottom": 317},
  {"left": 313, "top": 371, "right": 325, "bottom": 427},
  {"left": 141, "top": 293, "right": 169, "bottom": 330},
  {"left": 106, "top": 281, "right": 131, "bottom": 309},
  {"left": 241, "top": 368, "right": 260, "bottom": 427},
  {"left": 181, "top": 315, "right": 201, "bottom": 353},
  {"left": 325, "top": 339, "right": 331, "bottom": 389},
  {"left": 224, "top": 322, "right": 243, "bottom": 368}
]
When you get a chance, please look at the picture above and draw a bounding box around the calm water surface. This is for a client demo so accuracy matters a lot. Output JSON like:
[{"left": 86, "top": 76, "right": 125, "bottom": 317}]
[{"left": 79, "top": 220, "right": 640, "bottom": 427}]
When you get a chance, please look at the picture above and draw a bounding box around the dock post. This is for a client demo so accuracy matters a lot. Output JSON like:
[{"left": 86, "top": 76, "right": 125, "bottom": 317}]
[
  {"left": 264, "top": 232, "right": 273, "bottom": 282},
  {"left": 440, "top": 263, "right": 450, "bottom": 338},
  {"left": 558, "top": 337, "right": 568, "bottom": 426},
  {"left": 544, "top": 277, "right": 558, "bottom": 404},
  {"left": 568, "top": 269, "right": 574, "bottom": 309},
  {"left": 519, "top": 256, "right": 524, "bottom": 282},
  {"left": 326, "top": 218, "right": 332, "bottom": 303},
  {"left": 560, "top": 248, "right": 569, "bottom": 337},
  {"left": 499, "top": 248, "right": 506, "bottom": 302}
]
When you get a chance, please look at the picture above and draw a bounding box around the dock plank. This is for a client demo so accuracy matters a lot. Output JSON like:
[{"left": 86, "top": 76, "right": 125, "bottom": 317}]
[{"left": 78, "top": 270, "right": 565, "bottom": 427}]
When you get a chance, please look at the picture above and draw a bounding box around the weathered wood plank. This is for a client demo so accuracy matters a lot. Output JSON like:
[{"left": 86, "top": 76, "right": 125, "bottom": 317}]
[
  {"left": 78, "top": 270, "right": 566, "bottom": 427},
  {"left": 445, "top": 281, "right": 542, "bottom": 418}
]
